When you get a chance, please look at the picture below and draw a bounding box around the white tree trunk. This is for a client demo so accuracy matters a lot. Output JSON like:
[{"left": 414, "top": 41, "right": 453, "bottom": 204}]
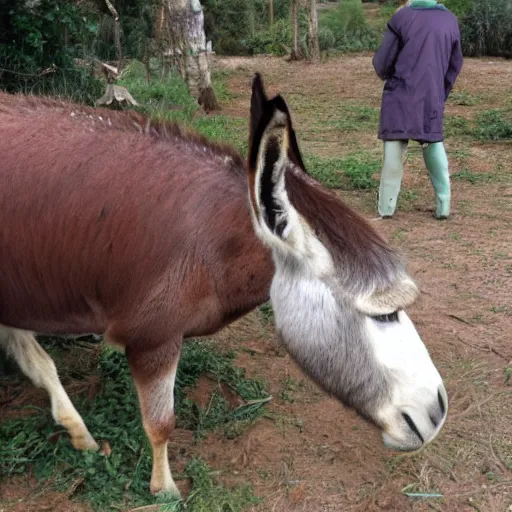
[
  {"left": 291, "top": 0, "right": 300, "bottom": 60},
  {"left": 307, "top": 0, "right": 320, "bottom": 60},
  {"left": 165, "top": 0, "right": 218, "bottom": 111}
]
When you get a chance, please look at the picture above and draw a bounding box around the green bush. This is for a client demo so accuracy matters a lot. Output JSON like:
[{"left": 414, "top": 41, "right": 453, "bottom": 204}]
[
  {"left": 459, "top": 0, "right": 512, "bottom": 58},
  {"left": 442, "top": 0, "right": 472, "bottom": 18},
  {"left": 318, "top": 27, "right": 337, "bottom": 51},
  {"left": 203, "top": 0, "right": 290, "bottom": 55},
  {"left": 0, "top": 0, "right": 102, "bottom": 102},
  {"left": 320, "top": 0, "right": 380, "bottom": 52},
  {"left": 245, "top": 18, "right": 292, "bottom": 55}
]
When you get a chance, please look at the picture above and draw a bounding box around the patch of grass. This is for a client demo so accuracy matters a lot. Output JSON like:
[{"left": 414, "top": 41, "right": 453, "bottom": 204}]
[
  {"left": 392, "top": 228, "right": 409, "bottom": 242},
  {"left": 311, "top": 103, "right": 379, "bottom": 134},
  {"left": 211, "top": 70, "right": 236, "bottom": 103},
  {"left": 504, "top": 367, "right": 512, "bottom": 386},
  {"left": 308, "top": 98, "right": 380, "bottom": 135},
  {"left": 176, "top": 342, "right": 270, "bottom": 439},
  {"left": 306, "top": 152, "right": 379, "bottom": 190},
  {"left": 335, "top": 104, "right": 380, "bottom": 132},
  {"left": 449, "top": 90, "right": 479, "bottom": 106},
  {"left": 444, "top": 115, "right": 474, "bottom": 138},
  {"left": 475, "top": 109, "right": 512, "bottom": 141},
  {"left": 258, "top": 302, "right": 274, "bottom": 327},
  {"left": 118, "top": 60, "right": 247, "bottom": 154},
  {"left": 0, "top": 339, "right": 269, "bottom": 511},
  {"left": 119, "top": 60, "right": 199, "bottom": 124},
  {"left": 451, "top": 168, "right": 496, "bottom": 184},
  {"left": 278, "top": 377, "right": 305, "bottom": 404},
  {"left": 397, "top": 189, "right": 418, "bottom": 211},
  {"left": 305, "top": 155, "right": 346, "bottom": 188},
  {"left": 192, "top": 115, "right": 248, "bottom": 154},
  {"left": 341, "top": 153, "right": 379, "bottom": 189},
  {"left": 163, "top": 458, "right": 259, "bottom": 512},
  {"left": 490, "top": 305, "right": 510, "bottom": 314}
]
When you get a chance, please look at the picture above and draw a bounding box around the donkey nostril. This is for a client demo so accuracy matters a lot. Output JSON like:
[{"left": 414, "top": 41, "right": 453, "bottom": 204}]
[
  {"left": 402, "top": 412, "right": 424, "bottom": 444},
  {"left": 429, "top": 414, "right": 439, "bottom": 428},
  {"left": 438, "top": 389, "right": 446, "bottom": 416}
]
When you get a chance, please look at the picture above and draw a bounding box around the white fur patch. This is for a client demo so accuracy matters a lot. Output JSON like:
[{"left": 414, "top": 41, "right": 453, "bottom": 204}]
[{"left": 367, "top": 313, "right": 446, "bottom": 447}]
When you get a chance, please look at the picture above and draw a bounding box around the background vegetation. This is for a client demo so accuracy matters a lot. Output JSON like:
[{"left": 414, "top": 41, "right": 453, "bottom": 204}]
[{"left": 2, "top": 0, "right": 512, "bottom": 106}]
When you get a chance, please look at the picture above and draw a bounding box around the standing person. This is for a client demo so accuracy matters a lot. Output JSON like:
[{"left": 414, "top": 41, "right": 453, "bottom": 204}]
[{"left": 373, "top": 0, "right": 463, "bottom": 220}]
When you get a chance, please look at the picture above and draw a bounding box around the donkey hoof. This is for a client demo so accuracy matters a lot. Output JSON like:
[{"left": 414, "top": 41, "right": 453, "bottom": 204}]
[{"left": 72, "top": 434, "right": 99, "bottom": 451}]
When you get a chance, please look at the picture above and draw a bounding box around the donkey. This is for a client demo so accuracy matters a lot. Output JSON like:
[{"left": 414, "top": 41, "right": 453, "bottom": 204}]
[{"left": 0, "top": 75, "right": 447, "bottom": 496}]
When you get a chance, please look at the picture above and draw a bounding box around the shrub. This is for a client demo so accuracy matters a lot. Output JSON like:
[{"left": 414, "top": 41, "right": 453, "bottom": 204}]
[
  {"left": 203, "top": 0, "right": 290, "bottom": 55},
  {"left": 318, "top": 27, "right": 337, "bottom": 51},
  {"left": 0, "top": 0, "right": 102, "bottom": 102},
  {"left": 459, "top": 0, "right": 512, "bottom": 58},
  {"left": 245, "top": 18, "right": 293, "bottom": 56},
  {"left": 442, "top": 0, "right": 472, "bottom": 18},
  {"left": 320, "top": 0, "right": 380, "bottom": 52}
]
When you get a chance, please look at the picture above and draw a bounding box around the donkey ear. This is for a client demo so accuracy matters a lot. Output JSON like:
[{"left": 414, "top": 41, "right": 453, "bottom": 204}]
[
  {"left": 247, "top": 89, "right": 308, "bottom": 250},
  {"left": 250, "top": 73, "right": 268, "bottom": 140}
]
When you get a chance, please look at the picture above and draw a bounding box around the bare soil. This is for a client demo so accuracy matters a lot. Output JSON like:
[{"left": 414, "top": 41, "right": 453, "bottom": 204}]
[{"left": 1, "top": 54, "right": 512, "bottom": 511}]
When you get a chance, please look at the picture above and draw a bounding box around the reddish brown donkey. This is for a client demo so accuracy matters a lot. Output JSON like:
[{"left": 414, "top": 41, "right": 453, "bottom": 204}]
[{"left": 0, "top": 75, "right": 447, "bottom": 496}]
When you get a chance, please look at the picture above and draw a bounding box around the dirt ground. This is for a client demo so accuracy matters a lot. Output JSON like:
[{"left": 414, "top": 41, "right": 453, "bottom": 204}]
[{"left": 1, "top": 54, "right": 512, "bottom": 511}]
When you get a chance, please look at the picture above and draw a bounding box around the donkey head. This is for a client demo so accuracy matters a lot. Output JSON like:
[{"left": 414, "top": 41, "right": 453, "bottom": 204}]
[{"left": 247, "top": 74, "right": 447, "bottom": 452}]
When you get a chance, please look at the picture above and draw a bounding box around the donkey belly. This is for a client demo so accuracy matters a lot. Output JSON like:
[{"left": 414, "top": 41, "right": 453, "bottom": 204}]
[{"left": 0, "top": 277, "right": 106, "bottom": 336}]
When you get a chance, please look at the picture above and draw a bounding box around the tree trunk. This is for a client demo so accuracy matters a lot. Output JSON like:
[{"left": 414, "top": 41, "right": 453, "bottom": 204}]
[
  {"left": 165, "top": 0, "right": 219, "bottom": 111},
  {"left": 105, "top": 0, "right": 123, "bottom": 73},
  {"left": 269, "top": 0, "right": 274, "bottom": 27},
  {"left": 307, "top": 0, "right": 319, "bottom": 60},
  {"left": 291, "top": 0, "right": 300, "bottom": 60}
]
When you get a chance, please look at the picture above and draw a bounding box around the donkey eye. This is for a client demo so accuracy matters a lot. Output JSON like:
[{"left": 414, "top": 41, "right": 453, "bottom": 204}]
[{"left": 371, "top": 311, "right": 400, "bottom": 323}]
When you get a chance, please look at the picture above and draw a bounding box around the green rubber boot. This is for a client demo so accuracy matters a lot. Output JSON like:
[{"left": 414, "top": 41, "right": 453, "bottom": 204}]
[
  {"left": 378, "top": 141, "right": 408, "bottom": 218},
  {"left": 423, "top": 142, "right": 450, "bottom": 219}
]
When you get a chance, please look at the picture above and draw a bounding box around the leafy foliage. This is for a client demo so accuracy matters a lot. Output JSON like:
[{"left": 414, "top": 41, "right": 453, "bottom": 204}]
[
  {"left": 445, "top": 0, "right": 512, "bottom": 58},
  {"left": 0, "top": 0, "right": 102, "bottom": 102},
  {"left": 320, "top": 0, "right": 381, "bottom": 52},
  {"left": 202, "top": 0, "right": 290, "bottom": 55}
]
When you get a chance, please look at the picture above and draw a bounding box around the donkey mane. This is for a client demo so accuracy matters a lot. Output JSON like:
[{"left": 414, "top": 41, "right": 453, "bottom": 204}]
[{"left": 0, "top": 91, "right": 245, "bottom": 175}]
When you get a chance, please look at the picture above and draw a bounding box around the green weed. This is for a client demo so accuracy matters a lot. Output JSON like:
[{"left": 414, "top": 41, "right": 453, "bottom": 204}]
[
  {"left": 313, "top": 103, "right": 379, "bottom": 133},
  {"left": 117, "top": 61, "right": 248, "bottom": 154},
  {"left": 258, "top": 302, "right": 274, "bottom": 326},
  {"left": 0, "top": 339, "right": 269, "bottom": 511},
  {"left": 490, "top": 305, "right": 510, "bottom": 314},
  {"left": 504, "top": 367, "right": 512, "bottom": 386},
  {"left": 397, "top": 189, "right": 418, "bottom": 211},
  {"left": 451, "top": 168, "right": 495, "bottom": 184},
  {"left": 192, "top": 115, "right": 248, "bottom": 154},
  {"left": 278, "top": 377, "right": 305, "bottom": 404},
  {"left": 444, "top": 115, "right": 474, "bottom": 138},
  {"left": 306, "top": 152, "right": 379, "bottom": 190},
  {"left": 159, "top": 458, "right": 259, "bottom": 512},
  {"left": 449, "top": 90, "right": 479, "bottom": 106},
  {"left": 475, "top": 109, "right": 512, "bottom": 141}
]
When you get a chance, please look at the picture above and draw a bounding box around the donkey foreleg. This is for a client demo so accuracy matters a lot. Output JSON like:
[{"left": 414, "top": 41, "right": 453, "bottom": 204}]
[
  {"left": 125, "top": 341, "right": 181, "bottom": 497},
  {"left": 0, "top": 326, "right": 98, "bottom": 450}
]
